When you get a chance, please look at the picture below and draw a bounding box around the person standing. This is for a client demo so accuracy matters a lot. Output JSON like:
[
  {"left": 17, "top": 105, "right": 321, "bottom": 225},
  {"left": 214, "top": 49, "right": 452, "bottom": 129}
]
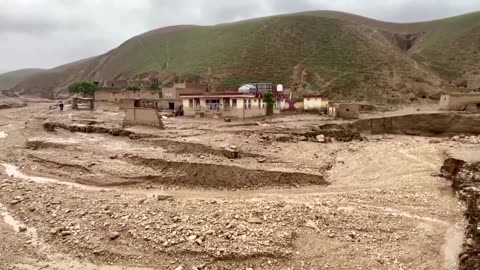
[{"left": 59, "top": 101, "right": 64, "bottom": 112}]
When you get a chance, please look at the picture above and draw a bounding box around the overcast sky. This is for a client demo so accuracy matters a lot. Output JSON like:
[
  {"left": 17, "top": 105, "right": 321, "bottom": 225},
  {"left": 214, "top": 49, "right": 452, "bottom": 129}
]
[{"left": 1, "top": 0, "right": 479, "bottom": 73}]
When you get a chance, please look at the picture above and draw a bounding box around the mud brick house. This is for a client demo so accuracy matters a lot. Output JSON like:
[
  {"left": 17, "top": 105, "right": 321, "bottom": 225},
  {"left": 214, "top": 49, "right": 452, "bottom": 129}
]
[
  {"left": 95, "top": 80, "right": 204, "bottom": 111},
  {"left": 160, "top": 82, "right": 204, "bottom": 110},
  {"left": 328, "top": 103, "right": 360, "bottom": 119},
  {"left": 439, "top": 92, "right": 480, "bottom": 111},
  {"left": 467, "top": 75, "right": 480, "bottom": 90},
  {"left": 303, "top": 94, "right": 329, "bottom": 112},
  {"left": 95, "top": 89, "right": 161, "bottom": 103},
  {"left": 121, "top": 98, "right": 164, "bottom": 128},
  {"left": 180, "top": 92, "right": 284, "bottom": 119}
]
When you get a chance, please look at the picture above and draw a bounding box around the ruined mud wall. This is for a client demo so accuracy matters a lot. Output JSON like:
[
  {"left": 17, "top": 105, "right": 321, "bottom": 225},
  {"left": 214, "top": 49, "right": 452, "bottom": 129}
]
[
  {"left": 123, "top": 108, "right": 164, "bottom": 128},
  {"left": 127, "top": 156, "right": 328, "bottom": 189},
  {"left": 441, "top": 159, "right": 480, "bottom": 270},
  {"left": 42, "top": 122, "right": 154, "bottom": 139},
  {"left": 345, "top": 113, "right": 480, "bottom": 136}
]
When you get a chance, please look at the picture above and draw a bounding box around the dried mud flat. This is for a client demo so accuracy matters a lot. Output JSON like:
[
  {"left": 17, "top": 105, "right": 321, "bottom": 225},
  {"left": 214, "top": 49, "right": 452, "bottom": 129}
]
[{"left": 0, "top": 104, "right": 477, "bottom": 270}]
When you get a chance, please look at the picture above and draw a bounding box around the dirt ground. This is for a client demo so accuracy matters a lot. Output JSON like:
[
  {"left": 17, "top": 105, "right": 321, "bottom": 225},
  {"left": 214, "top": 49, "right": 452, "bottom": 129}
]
[{"left": 0, "top": 103, "right": 477, "bottom": 270}]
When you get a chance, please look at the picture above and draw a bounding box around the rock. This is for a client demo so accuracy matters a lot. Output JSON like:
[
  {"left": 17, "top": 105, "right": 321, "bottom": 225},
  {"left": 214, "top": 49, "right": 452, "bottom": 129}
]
[
  {"left": 61, "top": 231, "right": 72, "bottom": 237},
  {"left": 466, "top": 238, "right": 476, "bottom": 247},
  {"left": 224, "top": 118, "right": 231, "bottom": 122},
  {"left": 297, "top": 136, "right": 307, "bottom": 141},
  {"left": 10, "top": 199, "right": 21, "bottom": 205},
  {"left": 18, "top": 225, "right": 27, "bottom": 232},
  {"left": 274, "top": 134, "right": 291, "bottom": 142},
  {"left": 109, "top": 231, "right": 120, "bottom": 240},
  {"left": 257, "top": 158, "right": 267, "bottom": 163},
  {"left": 49, "top": 228, "right": 58, "bottom": 235},
  {"left": 248, "top": 217, "right": 262, "bottom": 224},
  {"left": 429, "top": 138, "right": 441, "bottom": 144},
  {"left": 305, "top": 220, "right": 319, "bottom": 230},
  {"left": 109, "top": 154, "right": 118, "bottom": 159},
  {"left": 223, "top": 146, "right": 239, "bottom": 159},
  {"left": 316, "top": 135, "right": 326, "bottom": 143},
  {"left": 188, "top": 235, "right": 197, "bottom": 241},
  {"left": 156, "top": 195, "right": 174, "bottom": 201},
  {"left": 175, "top": 266, "right": 184, "bottom": 270},
  {"left": 452, "top": 136, "right": 460, "bottom": 141}
]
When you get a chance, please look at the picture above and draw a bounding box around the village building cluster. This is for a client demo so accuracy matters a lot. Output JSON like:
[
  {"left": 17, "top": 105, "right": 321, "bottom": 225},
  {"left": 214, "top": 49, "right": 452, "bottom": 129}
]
[
  {"left": 91, "top": 78, "right": 368, "bottom": 120},
  {"left": 81, "top": 73, "right": 480, "bottom": 124},
  {"left": 76, "top": 76, "right": 399, "bottom": 128}
]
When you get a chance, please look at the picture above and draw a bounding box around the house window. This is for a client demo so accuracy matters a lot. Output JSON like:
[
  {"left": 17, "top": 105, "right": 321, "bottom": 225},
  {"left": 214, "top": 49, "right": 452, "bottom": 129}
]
[
  {"left": 189, "top": 99, "right": 193, "bottom": 108},
  {"left": 206, "top": 99, "right": 220, "bottom": 112},
  {"left": 248, "top": 99, "right": 252, "bottom": 109},
  {"left": 232, "top": 99, "right": 237, "bottom": 108}
]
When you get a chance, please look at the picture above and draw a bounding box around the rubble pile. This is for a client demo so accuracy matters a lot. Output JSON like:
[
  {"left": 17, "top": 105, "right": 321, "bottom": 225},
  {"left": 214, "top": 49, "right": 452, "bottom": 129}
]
[
  {"left": 451, "top": 135, "right": 480, "bottom": 144},
  {"left": 441, "top": 159, "right": 480, "bottom": 270},
  {"left": 300, "top": 128, "right": 364, "bottom": 142}
]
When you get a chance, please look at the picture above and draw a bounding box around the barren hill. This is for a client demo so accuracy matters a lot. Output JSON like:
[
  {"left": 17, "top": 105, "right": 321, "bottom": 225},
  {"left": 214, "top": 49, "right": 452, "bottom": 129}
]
[
  {"left": 0, "top": 68, "right": 45, "bottom": 90},
  {"left": 11, "top": 11, "right": 480, "bottom": 103}
]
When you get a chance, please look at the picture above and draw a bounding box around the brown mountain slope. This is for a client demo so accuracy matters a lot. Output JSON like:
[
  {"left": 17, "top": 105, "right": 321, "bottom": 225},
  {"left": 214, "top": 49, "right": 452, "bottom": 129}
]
[
  {"left": 12, "top": 11, "right": 480, "bottom": 103},
  {"left": 0, "top": 69, "right": 46, "bottom": 90}
]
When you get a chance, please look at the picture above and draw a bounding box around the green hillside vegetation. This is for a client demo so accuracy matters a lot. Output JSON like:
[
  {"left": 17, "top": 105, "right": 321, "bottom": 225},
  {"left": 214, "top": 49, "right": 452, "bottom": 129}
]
[
  {"left": 409, "top": 12, "right": 480, "bottom": 79},
  {"left": 12, "top": 10, "right": 480, "bottom": 103},
  {"left": 0, "top": 68, "right": 46, "bottom": 89}
]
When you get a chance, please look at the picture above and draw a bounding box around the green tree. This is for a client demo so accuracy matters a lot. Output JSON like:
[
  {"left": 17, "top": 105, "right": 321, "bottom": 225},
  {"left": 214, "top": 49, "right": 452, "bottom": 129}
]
[
  {"left": 263, "top": 91, "right": 276, "bottom": 115},
  {"left": 68, "top": 81, "right": 96, "bottom": 96},
  {"left": 127, "top": 85, "right": 140, "bottom": 91},
  {"left": 150, "top": 82, "right": 161, "bottom": 90}
]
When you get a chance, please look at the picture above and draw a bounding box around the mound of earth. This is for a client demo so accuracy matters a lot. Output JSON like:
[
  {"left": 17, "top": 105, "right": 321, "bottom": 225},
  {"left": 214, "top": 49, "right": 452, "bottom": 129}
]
[{"left": 0, "top": 92, "right": 26, "bottom": 110}]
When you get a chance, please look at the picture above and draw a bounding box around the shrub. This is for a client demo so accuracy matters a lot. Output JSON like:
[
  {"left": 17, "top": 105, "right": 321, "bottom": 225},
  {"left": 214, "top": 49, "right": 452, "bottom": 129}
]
[
  {"left": 68, "top": 81, "right": 96, "bottom": 96},
  {"left": 127, "top": 86, "right": 140, "bottom": 91}
]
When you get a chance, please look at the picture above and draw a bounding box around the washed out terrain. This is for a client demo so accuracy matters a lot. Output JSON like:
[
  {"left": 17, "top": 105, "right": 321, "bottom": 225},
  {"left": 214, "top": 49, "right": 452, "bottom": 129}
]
[{"left": 1, "top": 103, "right": 479, "bottom": 269}]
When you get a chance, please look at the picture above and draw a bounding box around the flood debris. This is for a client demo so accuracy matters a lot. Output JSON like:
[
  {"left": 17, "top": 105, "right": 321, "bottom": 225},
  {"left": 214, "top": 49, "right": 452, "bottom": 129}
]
[{"left": 441, "top": 158, "right": 480, "bottom": 270}]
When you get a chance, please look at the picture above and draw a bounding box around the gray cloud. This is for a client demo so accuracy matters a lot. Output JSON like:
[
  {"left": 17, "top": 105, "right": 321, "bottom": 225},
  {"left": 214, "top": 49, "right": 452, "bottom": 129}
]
[{"left": 0, "top": 0, "right": 479, "bottom": 72}]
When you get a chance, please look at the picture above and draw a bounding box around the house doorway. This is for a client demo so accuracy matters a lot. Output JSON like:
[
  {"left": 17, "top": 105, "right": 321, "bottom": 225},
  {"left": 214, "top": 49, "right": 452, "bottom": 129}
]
[{"left": 169, "top": 102, "right": 175, "bottom": 110}]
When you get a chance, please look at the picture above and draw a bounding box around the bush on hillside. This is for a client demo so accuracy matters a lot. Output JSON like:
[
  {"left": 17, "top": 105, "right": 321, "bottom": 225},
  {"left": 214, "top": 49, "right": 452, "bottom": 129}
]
[{"left": 127, "top": 86, "right": 140, "bottom": 91}]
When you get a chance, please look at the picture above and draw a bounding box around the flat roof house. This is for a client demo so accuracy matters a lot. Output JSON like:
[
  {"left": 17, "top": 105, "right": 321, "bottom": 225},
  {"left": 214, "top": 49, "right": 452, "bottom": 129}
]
[
  {"left": 303, "top": 94, "right": 328, "bottom": 112},
  {"left": 328, "top": 103, "right": 360, "bottom": 119},
  {"left": 439, "top": 92, "right": 480, "bottom": 111},
  {"left": 180, "top": 92, "right": 283, "bottom": 119}
]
